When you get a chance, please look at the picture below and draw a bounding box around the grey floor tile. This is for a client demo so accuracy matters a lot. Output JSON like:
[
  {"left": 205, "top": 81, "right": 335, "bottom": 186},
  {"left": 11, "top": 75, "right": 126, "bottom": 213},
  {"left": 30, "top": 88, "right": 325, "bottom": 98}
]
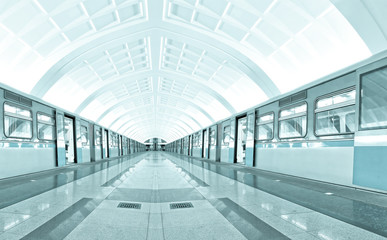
[
  {"left": 0, "top": 200, "right": 54, "bottom": 216},
  {"left": 162, "top": 208, "right": 229, "bottom": 228},
  {"left": 158, "top": 188, "right": 205, "bottom": 202},
  {"left": 64, "top": 224, "right": 147, "bottom": 240},
  {"left": 147, "top": 228, "right": 164, "bottom": 240},
  {"left": 148, "top": 214, "right": 163, "bottom": 228},
  {"left": 164, "top": 224, "right": 246, "bottom": 240},
  {"left": 288, "top": 232, "right": 319, "bottom": 240},
  {"left": 261, "top": 215, "right": 306, "bottom": 236},
  {"left": 0, "top": 232, "right": 23, "bottom": 240},
  {"left": 0, "top": 212, "right": 31, "bottom": 232},
  {"left": 5, "top": 215, "right": 51, "bottom": 237},
  {"left": 3, "top": 153, "right": 387, "bottom": 240},
  {"left": 83, "top": 208, "right": 149, "bottom": 228},
  {"left": 107, "top": 188, "right": 153, "bottom": 202},
  {"left": 309, "top": 225, "right": 387, "bottom": 240},
  {"left": 20, "top": 198, "right": 102, "bottom": 240}
]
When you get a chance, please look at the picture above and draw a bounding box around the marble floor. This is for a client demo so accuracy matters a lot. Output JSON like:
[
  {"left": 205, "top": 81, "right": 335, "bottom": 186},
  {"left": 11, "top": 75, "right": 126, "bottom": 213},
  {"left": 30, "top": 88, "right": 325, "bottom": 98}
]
[{"left": 0, "top": 152, "right": 386, "bottom": 240}]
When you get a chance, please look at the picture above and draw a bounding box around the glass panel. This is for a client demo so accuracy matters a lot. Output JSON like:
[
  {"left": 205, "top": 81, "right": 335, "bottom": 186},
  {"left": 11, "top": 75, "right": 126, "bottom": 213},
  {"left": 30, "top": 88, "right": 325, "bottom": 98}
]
[
  {"left": 280, "top": 103, "right": 307, "bottom": 118},
  {"left": 258, "top": 113, "right": 273, "bottom": 123},
  {"left": 81, "top": 126, "right": 89, "bottom": 146},
  {"left": 4, "top": 116, "right": 32, "bottom": 138},
  {"left": 360, "top": 67, "right": 387, "bottom": 129},
  {"left": 37, "top": 113, "right": 55, "bottom": 124},
  {"left": 210, "top": 129, "right": 216, "bottom": 145},
  {"left": 257, "top": 123, "right": 274, "bottom": 140},
  {"left": 4, "top": 103, "right": 31, "bottom": 118},
  {"left": 315, "top": 105, "right": 355, "bottom": 135},
  {"left": 95, "top": 129, "right": 102, "bottom": 145},
  {"left": 38, "top": 123, "right": 55, "bottom": 140},
  {"left": 223, "top": 126, "right": 230, "bottom": 145},
  {"left": 317, "top": 89, "right": 356, "bottom": 109},
  {"left": 279, "top": 116, "right": 307, "bottom": 138}
]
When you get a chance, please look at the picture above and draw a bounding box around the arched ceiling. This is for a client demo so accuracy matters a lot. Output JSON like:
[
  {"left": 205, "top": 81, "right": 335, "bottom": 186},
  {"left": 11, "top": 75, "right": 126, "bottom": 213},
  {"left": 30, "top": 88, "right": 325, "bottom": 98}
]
[{"left": 0, "top": 0, "right": 386, "bottom": 143}]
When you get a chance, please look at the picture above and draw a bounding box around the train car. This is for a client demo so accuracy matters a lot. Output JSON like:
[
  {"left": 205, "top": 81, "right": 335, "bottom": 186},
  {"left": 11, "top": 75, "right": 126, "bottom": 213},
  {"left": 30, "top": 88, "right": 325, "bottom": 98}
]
[
  {"left": 167, "top": 53, "right": 387, "bottom": 193},
  {"left": 0, "top": 87, "right": 145, "bottom": 180},
  {"left": 0, "top": 90, "right": 56, "bottom": 178}
]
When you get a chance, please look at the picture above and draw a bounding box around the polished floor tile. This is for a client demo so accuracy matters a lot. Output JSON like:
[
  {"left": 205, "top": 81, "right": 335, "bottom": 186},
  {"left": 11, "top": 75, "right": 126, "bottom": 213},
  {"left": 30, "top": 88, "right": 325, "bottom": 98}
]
[{"left": 0, "top": 152, "right": 386, "bottom": 239}]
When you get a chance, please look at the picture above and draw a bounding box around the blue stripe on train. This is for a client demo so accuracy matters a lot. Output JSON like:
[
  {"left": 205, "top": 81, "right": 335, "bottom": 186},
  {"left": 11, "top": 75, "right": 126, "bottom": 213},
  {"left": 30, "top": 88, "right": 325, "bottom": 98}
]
[
  {"left": 255, "top": 140, "right": 354, "bottom": 149},
  {"left": 0, "top": 142, "right": 56, "bottom": 148}
]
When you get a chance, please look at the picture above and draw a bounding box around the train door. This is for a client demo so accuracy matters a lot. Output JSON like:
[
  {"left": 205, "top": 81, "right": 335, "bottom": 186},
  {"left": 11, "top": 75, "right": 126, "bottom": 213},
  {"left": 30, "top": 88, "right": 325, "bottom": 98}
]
[
  {"left": 202, "top": 129, "right": 208, "bottom": 158},
  {"left": 221, "top": 121, "right": 231, "bottom": 163},
  {"left": 103, "top": 129, "right": 109, "bottom": 158},
  {"left": 188, "top": 135, "right": 191, "bottom": 156},
  {"left": 235, "top": 116, "right": 247, "bottom": 164},
  {"left": 64, "top": 116, "right": 76, "bottom": 164},
  {"left": 119, "top": 135, "right": 122, "bottom": 156},
  {"left": 209, "top": 127, "right": 217, "bottom": 160}
]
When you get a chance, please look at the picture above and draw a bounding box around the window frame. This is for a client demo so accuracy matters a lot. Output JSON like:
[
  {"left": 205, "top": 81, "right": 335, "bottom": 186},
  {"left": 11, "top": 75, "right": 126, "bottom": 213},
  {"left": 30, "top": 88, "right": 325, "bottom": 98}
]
[
  {"left": 80, "top": 125, "right": 89, "bottom": 146},
  {"left": 209, "top": 128, "right": 216, "bottom": 146},
  {"left": 222, "top": 125, "right": 231, "bottom": 145},
  {"left": 255, "top": 111, "right": 275, "bottom": 141},
  {"left": 278, "top": 102, "right": 308, "bottom": 140},
  {"left": 36, "top": 112, "right": 56, "bottom": 141},
  {"left": 314, "top": 87, "right": 356, "bottom": 137},
  {"left": 3, "top": 102, "right": 33, "bottom": 140},
  {"left": 359, "top": 66, "right": 387, "bottom": 131},
  {"left": 94, "top": 127, "right": 102, "bottom": 146}
]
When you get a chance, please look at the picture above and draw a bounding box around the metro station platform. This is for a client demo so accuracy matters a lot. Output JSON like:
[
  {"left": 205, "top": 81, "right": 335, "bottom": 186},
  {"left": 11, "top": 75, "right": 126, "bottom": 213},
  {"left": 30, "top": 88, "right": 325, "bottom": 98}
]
[{"left": 0, "top": 152, "right": 386, "bottom": 240}]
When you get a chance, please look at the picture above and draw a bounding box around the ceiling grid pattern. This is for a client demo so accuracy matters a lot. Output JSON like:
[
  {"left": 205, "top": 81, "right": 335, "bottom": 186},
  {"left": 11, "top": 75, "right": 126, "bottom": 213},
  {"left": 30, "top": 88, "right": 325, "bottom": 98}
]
[{"left": 0, "top": 0, "right": 385, "bottom": 142}]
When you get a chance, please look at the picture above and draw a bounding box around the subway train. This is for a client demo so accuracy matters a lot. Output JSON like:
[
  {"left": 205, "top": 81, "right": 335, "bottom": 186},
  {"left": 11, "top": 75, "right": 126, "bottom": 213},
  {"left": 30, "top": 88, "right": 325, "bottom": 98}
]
[
  {"left": 166, "top": 51, "right": 387, "bottom": 193},
  {"left": 0, "top": 88, "right": 145, "bottom": 179}
]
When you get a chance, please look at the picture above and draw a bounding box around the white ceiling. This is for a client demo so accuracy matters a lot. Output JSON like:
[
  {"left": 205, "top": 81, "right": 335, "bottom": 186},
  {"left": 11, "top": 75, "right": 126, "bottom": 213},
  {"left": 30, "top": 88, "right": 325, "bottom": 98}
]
[{"left": 0, "top": 0, "right": 386, "bottom": 142}]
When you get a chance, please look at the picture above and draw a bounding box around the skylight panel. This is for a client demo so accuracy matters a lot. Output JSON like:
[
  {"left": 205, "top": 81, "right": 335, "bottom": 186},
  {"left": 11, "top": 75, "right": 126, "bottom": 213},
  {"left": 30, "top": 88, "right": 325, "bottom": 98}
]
[
  {"left": 83, "top": 0, "right": 111, "bottom": 16},
  {"left": 195, "top": 12, "right": 218, "bottom": 30},
  {"left": 64, "top": 22, "right": 92, "bottom": 41},
  {"left": 200, "top": 0, "right": 228, "bottom": 16},
  {"left": 118, "top": 4, "right": 141, "bottom": 21},
  {"left": 170, "top": 3, "right": 193, "bottom": 22},
  {"left": 228, "top": 5, "right": 258, "bottom": 29},
  {"left": 51, "top": 6, "right": 84, "bottom": 29},
  {"left": 92, "top": 12, "right": 116, "bottom": 30}
]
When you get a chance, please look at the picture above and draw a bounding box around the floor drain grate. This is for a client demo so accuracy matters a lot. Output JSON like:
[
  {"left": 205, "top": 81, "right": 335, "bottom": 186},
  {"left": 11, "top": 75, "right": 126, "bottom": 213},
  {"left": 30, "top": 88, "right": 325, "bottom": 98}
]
[
  {"left": 170, "top": 202, "right": 194, "bottom": 209},
  {"left": 117, "top": 202, "right": 141, "bottom": 209}
]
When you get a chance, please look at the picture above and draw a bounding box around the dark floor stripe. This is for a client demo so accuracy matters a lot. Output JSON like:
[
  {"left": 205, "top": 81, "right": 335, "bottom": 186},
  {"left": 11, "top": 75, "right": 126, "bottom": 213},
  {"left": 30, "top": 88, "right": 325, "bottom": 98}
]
[
  {"left": 100, "top": 166, "right": 136, "bottom": 187},
  {"left": 21, "top": 198, "right": 102, "bottom": 240},
  {"left": 173, "top": 164, "right": 209, "bottom": 187},
  {"left": 168, "top": 153, "right": 387, "bottom": 238},
  {"left": 0, "top": 153, "right": 145, "bottom": 210},
  {"left": 209, "top": 198, "right": 289, "bottom": 240}
]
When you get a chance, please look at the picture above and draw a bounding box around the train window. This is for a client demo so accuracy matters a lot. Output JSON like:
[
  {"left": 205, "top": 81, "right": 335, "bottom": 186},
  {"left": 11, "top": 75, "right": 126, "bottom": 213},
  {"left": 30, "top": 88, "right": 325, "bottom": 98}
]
[
  {"left": 315, "top": 89, "right": 356, "bottom": 136},
  {"left": 223, "top": 126, "right": 230, "bottom": 145},
  {"left": 95, "top": 129, "right": 102, "bottom": 145},
  {"left": 109, "top": 132, "right": 114, "bottom": 147},
  {"left": 210, "top": 129, "right": 216, "bottom": 146},
  {"left": 256, "top": 112, "right": 274, "bottom": 140},
  {"left": 81, "top": 126, "right": 89, "bottom": 146},
  {"left": 279, "top": 103, "right": 307, "bottom": 139},
  {"left": 360, "top": 67, "right": 387, "bottom": 129},
  {"left": 197, "top": 132, "right": 202, "bottom": 147},
  {"left": 4, "top": 103, "right": 32, "bottom": 139},
  {"left": 37, "top": 113, "right": 55, "bottom": 141}
]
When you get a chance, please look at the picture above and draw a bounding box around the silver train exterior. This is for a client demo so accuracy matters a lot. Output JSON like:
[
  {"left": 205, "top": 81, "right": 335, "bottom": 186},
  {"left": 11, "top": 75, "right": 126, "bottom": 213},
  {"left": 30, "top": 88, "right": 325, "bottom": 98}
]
[
  {"left": 0, "top": 89, "right": 145, "bottom": 179},
  {"left": 166, "top": 51, "right": 387, "bottom": 193}
]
